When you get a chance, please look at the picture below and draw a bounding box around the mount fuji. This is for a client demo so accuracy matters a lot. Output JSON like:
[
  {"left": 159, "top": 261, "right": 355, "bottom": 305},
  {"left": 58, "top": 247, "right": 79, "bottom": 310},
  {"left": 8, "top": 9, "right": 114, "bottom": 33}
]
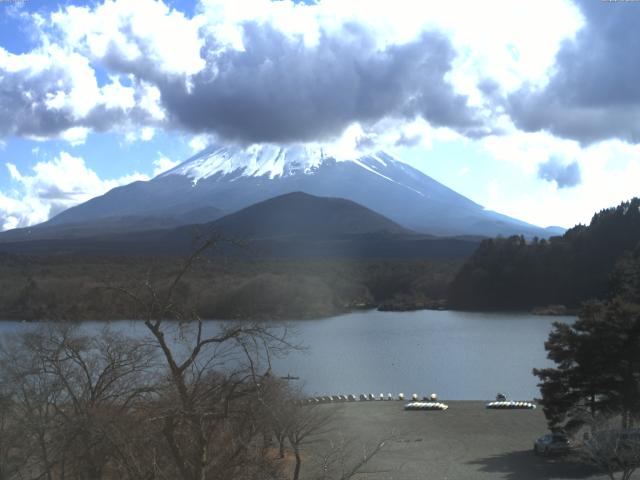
[{"left": 7, "top": 145, "right": 559, "bottom": 240}]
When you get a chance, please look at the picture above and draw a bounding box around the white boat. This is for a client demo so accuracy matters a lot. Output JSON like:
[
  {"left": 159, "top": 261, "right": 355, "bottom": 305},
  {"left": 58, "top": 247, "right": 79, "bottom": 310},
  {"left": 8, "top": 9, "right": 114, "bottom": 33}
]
[
  {"left": 485, "top": 401, "right": 536, "bottom": 409},
  {"left": 404, "top": 401, "right": 449, "bottom": 411}
]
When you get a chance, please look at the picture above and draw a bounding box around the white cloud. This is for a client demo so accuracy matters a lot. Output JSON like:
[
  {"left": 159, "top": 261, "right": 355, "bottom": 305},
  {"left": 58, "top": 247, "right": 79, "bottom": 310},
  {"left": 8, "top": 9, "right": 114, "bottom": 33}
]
[
  {"left": 141, "top": 127, "right": 155, "bottom": 141},
  {"left": 51, "top": 0, "right": 205, "bottom": 77},
  {"left": 125, "top": 126, "right": 156, "bottom": 143},
  {"left": 487, "top": 178, "right": 501, "bottom": 203},
  {"left": 445, "top": 1, "right": 583, "bottom": 96},
  {"left": 152, "top": 155, "right": 179, "bottom": 176},
  {"left": 0, "top": 43, "right": 164, "bottom": 140},
  {"left": 188, "top": 134, "right": 210, "bottom": 153},
  {"left": 481, "top": 138, "right": 640, "bottom": 227},
  {"left": 60, "top": 126, "right": 89, "bottom": 146},
  {"left": 137, "top": 82, "right": 165, "bottom": 121},
  {"left": 0, "top": 151, "right": 148, "bottom": 230},
  {"left": 320, "top": 119, "right": 459, "bottom": 159},
  {"left": 100, "top": 77, "right": 136, "bottom": 110},
  {"left": 199, "top": 0, "right": 582, "bottom": 98},
  {"left": 481, "top": 130, "right": 581, "bottom": 175},
  {"left": 0, "top": 0, "right": 585, "bottom": 145},
  {"left": 33, "top": 45, "right": 102, "bottom": 118}
]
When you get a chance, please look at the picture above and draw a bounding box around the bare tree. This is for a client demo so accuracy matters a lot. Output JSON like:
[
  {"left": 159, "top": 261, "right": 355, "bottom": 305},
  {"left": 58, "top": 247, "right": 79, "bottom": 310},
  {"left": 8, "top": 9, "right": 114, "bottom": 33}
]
[
  {"left": 109, "top": 238, "right": 296, "bottom": 480},
  {"left": 0, "top": 324, "right": 158, "bottom": 480},
  {"left": 1, "top": 325, "right": 73, "bottom": 480},
  {"left": 581, "top": 416, "right": 640, "bottom": 480},
  {"left": 0, "top": 384, "right": 25, "bottom": 480},
  {"left": 255, "top": 382, "right": 392, "bottom": 480},
  {"left": 285, "top": 403, "right": 337, "bottom": 480},
  {"left": 0, "top": 239, "right": 297, "bottom": 480}
]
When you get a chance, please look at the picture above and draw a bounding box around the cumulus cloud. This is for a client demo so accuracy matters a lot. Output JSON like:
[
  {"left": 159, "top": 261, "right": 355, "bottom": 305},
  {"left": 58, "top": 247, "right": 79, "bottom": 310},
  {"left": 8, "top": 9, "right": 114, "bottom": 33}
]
[
  {"left": 152, "top": 155, "right": 180, "bottom": 176},
  {"left": 0, "top": 152, "right": 148, "bottom": 229},
  {"left": 4, "top": 0, "right": 633, "bottom": 149},
  {"left": 125, "top": 127, "right": 156, "bottom": 143},
  {"left": 317, "top": 118, "right": 438, "bottom": 157},
  {"left": 51, "top": 0, "right": 206, "bottom": 77},
  {"left": 0, "top": 0, "right": 501, "bottom": 146},
  {"left": 537, "top": 156, "right": 582, "bottom": 189},
  {"left": 394, "top": 132, "right": 422, "bottom": 148},
  {"left": 188, "top": 134, "right": 211, "bottom": 153},
  {"left": 480, "top": 140, "right": 640, "bottom": 228},
  {"left": 0, "top": 45, "right": 164, "bottom": 142},
  {"left": 508, "top": 0, "right": 640, "bottom": 144},
  {"left": 481, "top": 130, "right": 582, "bottom": 176},
  {"left": 158, "top": 24, "right": 486, "bottom": 143},
  {"left": 60, "top": 127, "right": 90, "bottom": 146}
]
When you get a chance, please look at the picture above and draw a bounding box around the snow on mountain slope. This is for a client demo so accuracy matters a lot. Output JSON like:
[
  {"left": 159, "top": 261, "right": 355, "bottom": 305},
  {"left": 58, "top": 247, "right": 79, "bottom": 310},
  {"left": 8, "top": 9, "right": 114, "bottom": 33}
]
[
  {"left": 163, "top": 145, "right": 326, "bottom": 181},
  {"left": 161, "top": 145, "right": 452, "bottom": 201}
]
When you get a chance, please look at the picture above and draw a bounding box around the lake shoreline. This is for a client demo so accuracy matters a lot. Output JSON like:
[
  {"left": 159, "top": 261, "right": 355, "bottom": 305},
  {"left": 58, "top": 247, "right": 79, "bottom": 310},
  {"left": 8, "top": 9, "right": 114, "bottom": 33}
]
[{"left": 0, "top": 304, "right": 577, "bottom": 323}]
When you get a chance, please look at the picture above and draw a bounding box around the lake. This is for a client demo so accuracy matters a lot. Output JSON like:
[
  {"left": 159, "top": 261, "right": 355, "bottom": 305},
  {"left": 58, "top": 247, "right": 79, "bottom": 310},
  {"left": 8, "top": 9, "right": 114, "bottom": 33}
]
[{"left": 0, "top": 309, "right": 573, "bottom": 400}]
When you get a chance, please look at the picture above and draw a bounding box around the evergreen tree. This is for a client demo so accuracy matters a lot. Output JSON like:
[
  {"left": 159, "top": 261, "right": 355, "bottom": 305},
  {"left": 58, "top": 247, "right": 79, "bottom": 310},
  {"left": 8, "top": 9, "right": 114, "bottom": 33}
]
[{"left": 534, "top": 299, "right": 640, "bottom": 432}]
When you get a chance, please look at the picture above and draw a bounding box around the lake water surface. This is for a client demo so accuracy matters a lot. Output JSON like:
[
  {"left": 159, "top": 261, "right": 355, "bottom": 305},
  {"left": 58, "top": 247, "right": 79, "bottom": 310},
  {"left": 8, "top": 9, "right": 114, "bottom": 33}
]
[{"left": 0, "top": 310, "right": 574, "bottom": 400}]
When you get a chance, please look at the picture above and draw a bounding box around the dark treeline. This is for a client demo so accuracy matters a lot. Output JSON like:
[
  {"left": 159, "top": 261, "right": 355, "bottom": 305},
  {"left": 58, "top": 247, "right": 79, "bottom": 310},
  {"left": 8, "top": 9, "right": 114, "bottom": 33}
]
[
  {"left": 0, "top": 254, "right": 461, "bottom": 321},
  {"left": 448, "top": 198, "right": 640, "bottom": 311}
]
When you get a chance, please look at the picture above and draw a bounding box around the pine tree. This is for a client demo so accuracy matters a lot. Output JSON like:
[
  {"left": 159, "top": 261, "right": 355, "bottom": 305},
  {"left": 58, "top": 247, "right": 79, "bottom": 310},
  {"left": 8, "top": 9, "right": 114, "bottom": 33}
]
[{"left": 534, "top": 299, "right": 640, "bottom": 432}]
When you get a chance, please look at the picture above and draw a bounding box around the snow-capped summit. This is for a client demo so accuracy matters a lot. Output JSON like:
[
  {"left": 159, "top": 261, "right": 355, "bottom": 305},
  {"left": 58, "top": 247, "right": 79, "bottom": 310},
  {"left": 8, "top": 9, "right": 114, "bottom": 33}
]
[
  {"left": 160, "top": 144, "right": 433, "bottom": 200},
  {"left": 161, "top": 144, "right": 410, "bottom": 185},
  {"left": 162, "top": 144, "right": 327, "bottom": 181},
  {"left": 42, "top": 143, "right": 555, "bottom": 238}
]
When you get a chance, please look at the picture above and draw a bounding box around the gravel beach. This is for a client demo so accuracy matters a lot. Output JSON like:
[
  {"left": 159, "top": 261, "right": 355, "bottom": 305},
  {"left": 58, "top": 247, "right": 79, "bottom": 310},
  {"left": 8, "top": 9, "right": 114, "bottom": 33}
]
[{"left": 303, "top": 401, "right": 608, "bottom": 480}]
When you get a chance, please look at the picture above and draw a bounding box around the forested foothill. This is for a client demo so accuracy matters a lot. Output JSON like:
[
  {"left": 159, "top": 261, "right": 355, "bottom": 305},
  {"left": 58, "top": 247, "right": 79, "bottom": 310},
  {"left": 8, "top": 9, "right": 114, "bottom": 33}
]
[{"left": 449, "top": 198, "right": 640, "bottom": 312}]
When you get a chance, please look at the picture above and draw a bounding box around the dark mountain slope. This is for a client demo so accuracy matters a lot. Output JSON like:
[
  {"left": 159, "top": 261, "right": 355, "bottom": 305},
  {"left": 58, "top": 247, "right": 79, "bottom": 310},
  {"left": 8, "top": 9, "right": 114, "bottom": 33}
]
[
  {"left": 204, "top": 191, "right": 411, "bottom": 238},
  {"left": 0, "top": 193, "right": 479, "bottom": 260}
]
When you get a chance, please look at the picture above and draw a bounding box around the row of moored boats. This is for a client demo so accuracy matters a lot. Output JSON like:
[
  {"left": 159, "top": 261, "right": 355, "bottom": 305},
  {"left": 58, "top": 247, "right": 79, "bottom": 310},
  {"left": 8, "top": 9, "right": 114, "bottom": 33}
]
[{"left": 299, "top": 393, "right": 536, "bottom": 411}]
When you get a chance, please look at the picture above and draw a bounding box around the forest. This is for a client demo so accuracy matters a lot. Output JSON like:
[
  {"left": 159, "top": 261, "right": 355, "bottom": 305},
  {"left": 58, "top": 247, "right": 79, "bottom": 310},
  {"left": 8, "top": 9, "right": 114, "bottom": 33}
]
[
  {"left": 448, "top": 198, "right": 640, "bottom": 311},
  {"left": 0, "top": 253, "right": 460, "bottom": 321}
]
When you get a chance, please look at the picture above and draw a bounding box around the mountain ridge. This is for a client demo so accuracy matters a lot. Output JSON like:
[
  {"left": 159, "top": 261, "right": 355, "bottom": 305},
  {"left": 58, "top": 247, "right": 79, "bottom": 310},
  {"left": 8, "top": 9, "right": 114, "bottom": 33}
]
[
  {"left": 5, "top": 145, "right": 563, "bottom": 240},
  {"left": 0, "top": 192, "right": 480, "bottom": 260}
]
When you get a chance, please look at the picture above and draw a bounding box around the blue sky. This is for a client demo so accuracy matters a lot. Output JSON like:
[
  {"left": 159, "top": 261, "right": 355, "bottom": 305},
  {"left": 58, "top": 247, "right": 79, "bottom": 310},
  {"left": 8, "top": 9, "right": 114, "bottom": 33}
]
[{"left": 0, "top": 0, "right": 639, "bottom": 230}]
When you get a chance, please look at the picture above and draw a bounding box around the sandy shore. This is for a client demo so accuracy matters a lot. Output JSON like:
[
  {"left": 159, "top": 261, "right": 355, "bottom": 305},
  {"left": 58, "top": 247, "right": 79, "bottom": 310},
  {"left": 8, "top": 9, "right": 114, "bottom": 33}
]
[{"left": 303, "top": 401, "right": 607, "bottom": 480}]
